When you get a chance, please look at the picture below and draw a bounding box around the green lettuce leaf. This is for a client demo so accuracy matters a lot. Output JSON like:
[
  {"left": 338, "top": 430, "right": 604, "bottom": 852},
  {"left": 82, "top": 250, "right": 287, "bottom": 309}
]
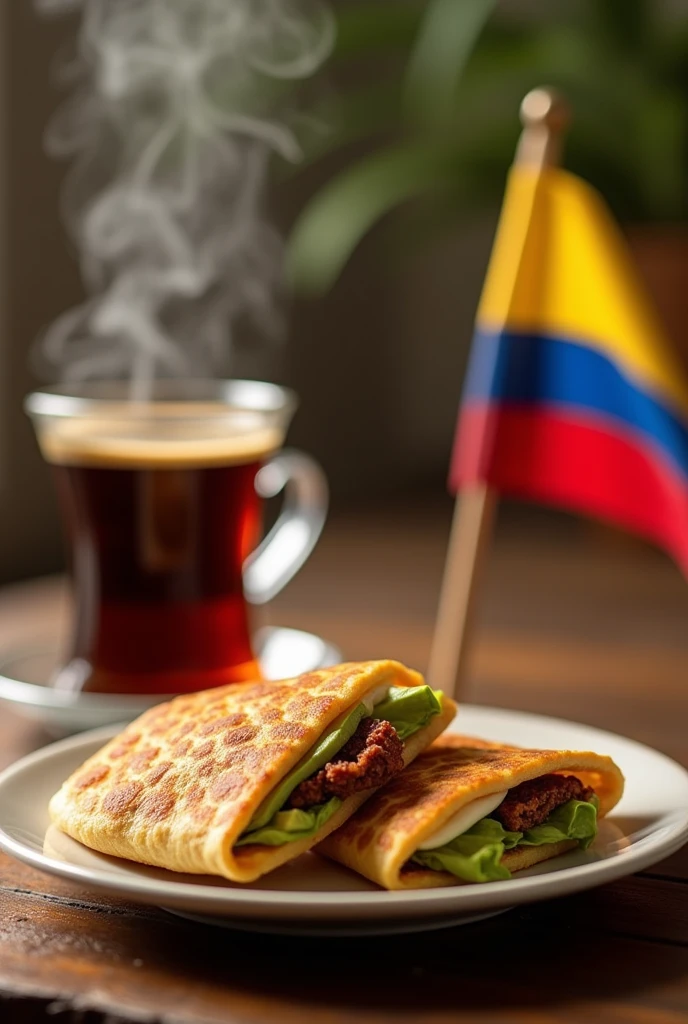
[
  {"left": 519, "top": 797, "right": 599, "bottom": 852},
  {"left": 241, "top": 684, "right": 442, "bottom": 842},
  {"left": 234, "top": 798, "right": 342, "bottom": 847},
  {"left": 247, "top": 702, "right": 369, "bottom": 832},
  {"left": 372, "top": 685, "right": 443, "bottom": 740},
  {"left": 411, "top": 796, "right": 600, "bottom": 882},
  {"left": 410, "top": 817, "right": 522, "bottom": 883}
]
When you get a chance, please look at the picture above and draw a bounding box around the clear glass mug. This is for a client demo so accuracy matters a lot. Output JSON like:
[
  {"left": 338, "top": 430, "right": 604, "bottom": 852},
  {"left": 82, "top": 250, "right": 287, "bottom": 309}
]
[{"left": 25, "top": 379, "right": 327, "bottom": 696}]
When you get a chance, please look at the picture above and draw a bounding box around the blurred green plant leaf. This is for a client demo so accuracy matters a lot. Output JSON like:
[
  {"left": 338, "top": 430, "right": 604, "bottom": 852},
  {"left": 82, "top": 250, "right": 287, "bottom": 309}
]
[
  {"left": 334, "top": 3, "right": 423, "bottom": 57},
  {"left": 287, "top": 144, "right": 455, "bottom": 293},
  {"left": 633, "top": 90, "right": 686, "bottom": 219},
  {"left": 403, "top": 0, "right": 498, "bottom": 129},
  {"left": 587, "top": 0, "right": 651, "bottom": 54},
  {"left": 287, "top": 0, "right": 688, "bottom": 295}
]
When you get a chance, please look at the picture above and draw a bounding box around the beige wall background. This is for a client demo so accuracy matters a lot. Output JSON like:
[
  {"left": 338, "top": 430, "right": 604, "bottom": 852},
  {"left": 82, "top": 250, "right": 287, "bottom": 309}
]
[{"left": 1, "top": 5, "right": 83, "bottom": 583}]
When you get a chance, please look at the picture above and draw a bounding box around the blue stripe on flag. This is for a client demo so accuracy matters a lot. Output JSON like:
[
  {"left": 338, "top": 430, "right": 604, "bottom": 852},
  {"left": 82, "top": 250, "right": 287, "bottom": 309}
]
[{"left": 463, "top": 330, "right": 688, "bottom": 480}]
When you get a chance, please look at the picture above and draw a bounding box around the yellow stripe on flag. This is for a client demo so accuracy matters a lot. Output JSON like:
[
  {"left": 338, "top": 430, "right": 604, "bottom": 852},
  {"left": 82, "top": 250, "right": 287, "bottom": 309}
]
[{"left": 478, "top": 166, "right": 688, "bottom": 415}]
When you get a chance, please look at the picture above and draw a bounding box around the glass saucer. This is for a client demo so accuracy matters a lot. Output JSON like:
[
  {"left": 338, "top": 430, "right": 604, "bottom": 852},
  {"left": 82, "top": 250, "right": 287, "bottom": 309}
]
[{"left": 0, "top": 627, "right": 342, "bottom": 736}]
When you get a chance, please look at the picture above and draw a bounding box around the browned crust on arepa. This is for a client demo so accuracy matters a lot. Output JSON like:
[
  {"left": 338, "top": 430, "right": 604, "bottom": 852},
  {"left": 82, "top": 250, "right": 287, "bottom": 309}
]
[
  {"left": 318, "top": 735, "right": 624, "bottom": 890},
  {"left": 49, "top": 661, "right": 457, "bottom": 882}
]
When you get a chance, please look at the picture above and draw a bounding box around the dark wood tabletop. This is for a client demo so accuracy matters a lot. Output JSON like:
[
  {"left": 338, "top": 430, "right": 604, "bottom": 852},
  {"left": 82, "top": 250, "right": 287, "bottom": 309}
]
[{"left": 1, "top": 498, "right": 687, "bottom": 1024}]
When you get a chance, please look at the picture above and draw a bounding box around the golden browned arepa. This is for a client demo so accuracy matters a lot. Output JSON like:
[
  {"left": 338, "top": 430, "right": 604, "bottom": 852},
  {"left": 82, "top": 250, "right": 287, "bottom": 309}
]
[
  {"left": 318, "top": 734, "right": 624, "bottom": 889},
  {"left": 49, "top": 661, "right": 456, "bottom": 882}
]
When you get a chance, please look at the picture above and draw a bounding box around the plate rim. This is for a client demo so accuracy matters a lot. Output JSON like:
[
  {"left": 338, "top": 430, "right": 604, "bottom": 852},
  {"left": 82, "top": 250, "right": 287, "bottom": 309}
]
[{"left": 0, "top": 705, "right": 687, "bottom": 919}]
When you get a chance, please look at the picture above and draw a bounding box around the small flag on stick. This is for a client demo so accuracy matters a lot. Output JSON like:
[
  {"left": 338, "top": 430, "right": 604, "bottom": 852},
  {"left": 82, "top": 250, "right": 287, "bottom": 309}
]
[{"left": 429, "top": 87, "right": 688, "bottom": 700}]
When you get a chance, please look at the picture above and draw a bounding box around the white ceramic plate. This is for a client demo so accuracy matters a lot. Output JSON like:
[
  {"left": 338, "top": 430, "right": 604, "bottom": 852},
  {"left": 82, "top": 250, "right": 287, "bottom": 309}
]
[
  {"left": 0, "top": 706, "right": 686, "bottom": 936},
  {"left": 0, "top": 626, "right": 341, "bottom": 736}
]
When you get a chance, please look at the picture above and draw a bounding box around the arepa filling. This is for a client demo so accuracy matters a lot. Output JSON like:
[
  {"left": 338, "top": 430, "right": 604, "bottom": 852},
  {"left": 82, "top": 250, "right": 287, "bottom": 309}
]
[
  {"left": 235, "top": 685, "right": 443, "bottom": 848},
  {"left": 408, "top": 774, "right": 599, "bottom": 882}
]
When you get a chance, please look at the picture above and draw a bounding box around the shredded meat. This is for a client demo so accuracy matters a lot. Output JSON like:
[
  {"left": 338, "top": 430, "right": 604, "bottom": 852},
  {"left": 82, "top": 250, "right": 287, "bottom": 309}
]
[
  {"left": 494, "top": 774, "right": 595, "bottom": 832},
  {"left": 288, "top": 718, "right": 404, "bottom": 809}
]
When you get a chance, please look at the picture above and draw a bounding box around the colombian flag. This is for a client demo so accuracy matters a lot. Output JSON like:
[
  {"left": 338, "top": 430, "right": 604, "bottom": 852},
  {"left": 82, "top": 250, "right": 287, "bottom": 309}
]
[{"left": 451, "top": 165, "right": 688, "bottom": 574}]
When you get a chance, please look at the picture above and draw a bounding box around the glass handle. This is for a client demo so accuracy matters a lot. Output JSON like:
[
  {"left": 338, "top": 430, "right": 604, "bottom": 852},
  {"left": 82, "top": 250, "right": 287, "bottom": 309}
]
[{"left": 243, "top": 448, "right": 328, "bottom": 605}]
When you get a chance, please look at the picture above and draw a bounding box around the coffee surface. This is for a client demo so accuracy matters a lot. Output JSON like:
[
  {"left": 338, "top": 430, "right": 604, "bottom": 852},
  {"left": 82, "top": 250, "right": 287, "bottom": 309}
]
[{"left": 37, "top": 404, "right": 282, "bottom": 469}]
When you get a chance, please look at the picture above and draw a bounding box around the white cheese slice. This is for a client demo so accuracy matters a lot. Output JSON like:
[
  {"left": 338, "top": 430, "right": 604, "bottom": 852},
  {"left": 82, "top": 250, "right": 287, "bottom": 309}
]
[
  {"left": 362, "top": 684, "right": 390, "bottom": 713},
  {"left": 417, "top": 790, "right": 508, "bottom": 850},
  {"left": 322, "top": 684, "right": 391, "bottom": 739}
]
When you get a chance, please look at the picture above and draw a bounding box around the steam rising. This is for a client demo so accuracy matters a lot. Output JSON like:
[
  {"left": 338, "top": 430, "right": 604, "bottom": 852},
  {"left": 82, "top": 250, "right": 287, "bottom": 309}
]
[{"left": 35, "top": 0, "right": 334, "bottom": 389}]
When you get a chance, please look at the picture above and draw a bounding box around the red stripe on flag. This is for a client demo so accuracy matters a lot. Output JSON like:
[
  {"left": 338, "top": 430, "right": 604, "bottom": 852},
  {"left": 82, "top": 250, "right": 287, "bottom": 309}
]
[{"left": 451, "top": 404, "right": 688, "bottom": 573}]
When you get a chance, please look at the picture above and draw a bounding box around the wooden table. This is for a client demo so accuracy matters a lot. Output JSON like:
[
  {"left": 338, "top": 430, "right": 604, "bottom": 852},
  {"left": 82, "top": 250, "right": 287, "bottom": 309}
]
[{"left": 0, "top": 498, "right": 687, "bottom": 1023}]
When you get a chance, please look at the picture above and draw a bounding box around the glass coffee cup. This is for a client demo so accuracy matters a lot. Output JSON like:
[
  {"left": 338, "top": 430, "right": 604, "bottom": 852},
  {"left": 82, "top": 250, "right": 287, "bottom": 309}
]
[{"left": 26, "top": 379, "right": 327, "bottom": 696}]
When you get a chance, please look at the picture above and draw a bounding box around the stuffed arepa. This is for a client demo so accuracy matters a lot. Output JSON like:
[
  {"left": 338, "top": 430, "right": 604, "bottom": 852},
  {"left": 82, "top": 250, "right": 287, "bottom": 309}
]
[
  {"left": 318, "top": 734, "right": 624, "bottom": 889},
  {"left": 49, "top": 661, "right": 456, "bottom": 882}
]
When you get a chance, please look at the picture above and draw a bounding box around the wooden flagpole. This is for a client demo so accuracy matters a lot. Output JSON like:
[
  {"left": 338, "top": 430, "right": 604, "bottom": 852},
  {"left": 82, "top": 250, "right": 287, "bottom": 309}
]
[{"left": 427, "top": 87, "right": 569, "bottom": 700}]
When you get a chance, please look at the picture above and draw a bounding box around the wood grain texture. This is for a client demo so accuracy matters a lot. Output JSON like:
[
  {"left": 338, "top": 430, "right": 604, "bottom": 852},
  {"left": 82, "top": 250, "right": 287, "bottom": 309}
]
[
  {"left": 0, "top": 862, "right": 687, "bottom": 1024},
  {"left": 0, "top": 499, "right": 686, "bottom": 1022}
]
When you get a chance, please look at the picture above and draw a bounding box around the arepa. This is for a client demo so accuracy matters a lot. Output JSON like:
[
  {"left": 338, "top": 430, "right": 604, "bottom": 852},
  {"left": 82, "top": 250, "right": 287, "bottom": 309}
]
[
  {"left": 319, "top": 735, "right": 624, "bottom": 889},
  {"left": 49, "top": 661, "right": 456, "bottom": 882}
]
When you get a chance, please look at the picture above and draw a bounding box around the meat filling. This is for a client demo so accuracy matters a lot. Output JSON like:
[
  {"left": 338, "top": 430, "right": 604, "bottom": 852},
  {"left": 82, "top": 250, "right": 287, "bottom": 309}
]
[
  {"left": 494, "top": 774, "right": 595, "bottom": 833},
  {"left": 288, "top": 718, "right": 404, "bottom": 809}
]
